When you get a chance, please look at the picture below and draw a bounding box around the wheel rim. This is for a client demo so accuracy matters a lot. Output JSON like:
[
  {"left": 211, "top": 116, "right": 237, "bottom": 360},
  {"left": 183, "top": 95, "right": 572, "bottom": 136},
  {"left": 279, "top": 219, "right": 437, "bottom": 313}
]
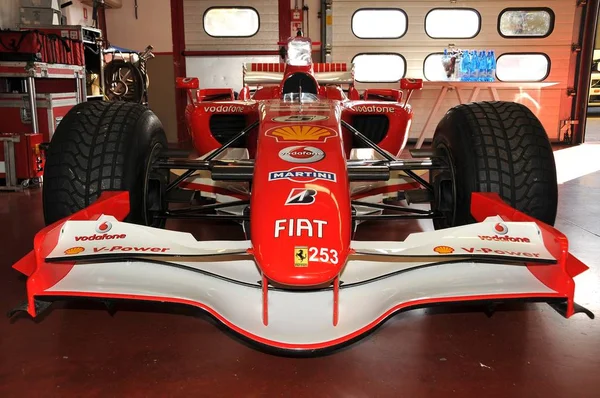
[
  {"left": 143, "top": 142, "right": 168, "bottom": 227},
  {"left": 430, "top": 142, "right": 457, "bottom": 229}
]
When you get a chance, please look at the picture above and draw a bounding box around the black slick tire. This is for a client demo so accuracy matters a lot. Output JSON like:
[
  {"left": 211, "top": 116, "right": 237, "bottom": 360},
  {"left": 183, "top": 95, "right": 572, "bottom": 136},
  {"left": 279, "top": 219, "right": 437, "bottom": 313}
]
[
  {"left": 42, "top": 101, "right": 168, "bottom": 226},
  {"left": 431, "top": 101, "right": 558, "bottom": 228}
]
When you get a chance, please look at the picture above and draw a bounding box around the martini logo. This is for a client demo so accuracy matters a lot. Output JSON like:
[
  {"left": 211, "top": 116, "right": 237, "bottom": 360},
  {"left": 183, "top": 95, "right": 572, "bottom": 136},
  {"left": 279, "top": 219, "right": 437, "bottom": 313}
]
[
  {"left": 203, "top": 105, "right": 244, "bottom": 113},
  {"left": 285, "top": 188, "right": 317, "bottom": 205},
  {"left": 96, "top": 221, "right": 112, "bottom": 233},
  {"left": 272, "top": 115, "right": 329, "bottom": 123},
  {"left": 64, "top": 247, "right": 85, "bottom": 255},
  {"left": 294, "top": 246, "right": 309, "bottom": 267},
  {"left": 494, "top": 222, "right": 508, "bottom": 235},
  {"left": 266, "top": 125, "right": 336, "bottom": 142},
  {"left": 268, "top": 167, "right": 336, "bottom": 183},
  {"left": 279, "top": 146, "right": 325, "bottom": 164},
  {"left": 433, "top": 245, "right": 454, "bottom": 254},
  {"left": 354, "top": 105, "right": 395, "bottom": 113}
]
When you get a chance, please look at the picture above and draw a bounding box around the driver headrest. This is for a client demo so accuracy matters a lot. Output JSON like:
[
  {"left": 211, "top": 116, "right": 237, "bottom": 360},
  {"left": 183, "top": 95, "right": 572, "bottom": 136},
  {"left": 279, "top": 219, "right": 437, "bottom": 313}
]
[{"left": 282, "top": 72, "right": 318, "bottom": 95}]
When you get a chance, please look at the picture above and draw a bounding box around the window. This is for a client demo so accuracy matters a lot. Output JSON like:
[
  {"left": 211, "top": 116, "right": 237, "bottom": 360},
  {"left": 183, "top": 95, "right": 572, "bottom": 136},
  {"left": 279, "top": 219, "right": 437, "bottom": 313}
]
[
  {"left": 203, "top": 7, "right": 259, "bottom": 37},
  {"left": 425, "top": 9, "right": 481, "bottom": 39},
  {"left": 496, "top": 53, "right": 550, "bottom": 81},
  {"left": 498, "top": 8, "right": 554, "bottom": 38},
  {"left": 352, "top": 53, "right": 406, "bottom": 83},
  {"left": 352, "top": 9, "right": 408, "bottom": 39},
  {"left": 423, "top": 53, "right": 449, "bottom": 81}
]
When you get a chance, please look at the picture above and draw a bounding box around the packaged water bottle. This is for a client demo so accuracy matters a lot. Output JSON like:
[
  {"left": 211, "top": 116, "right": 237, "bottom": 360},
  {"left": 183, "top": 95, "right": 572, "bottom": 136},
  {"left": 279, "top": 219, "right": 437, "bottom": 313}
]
[
  {"left": 490, "top": 50, "right": 497, "bottom": 82},
  {"left": 485, "top": 51, "right": 492, "bottom": 82},
  {"left": 470, "top": 50, "right": 478, "bottom": 81},
  {"left": 478, "top": 51, "right": 486, "bottom": 82},
  {"left": 460, "top": 50, "right": 470, "bottom": 81}
]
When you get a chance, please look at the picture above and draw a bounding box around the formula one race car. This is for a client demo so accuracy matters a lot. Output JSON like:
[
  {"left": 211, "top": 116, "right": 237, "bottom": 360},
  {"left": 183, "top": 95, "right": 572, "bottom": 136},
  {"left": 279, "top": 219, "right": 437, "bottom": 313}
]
[{"left": 10, "top": 37, "right": 592, "bottom": 352}]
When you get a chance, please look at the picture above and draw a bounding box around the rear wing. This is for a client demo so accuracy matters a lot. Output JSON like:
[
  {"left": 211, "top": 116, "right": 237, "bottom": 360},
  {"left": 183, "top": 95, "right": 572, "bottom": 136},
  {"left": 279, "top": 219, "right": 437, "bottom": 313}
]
[{"left": 243, "top": 62, "right": 354, "bottom": 85}]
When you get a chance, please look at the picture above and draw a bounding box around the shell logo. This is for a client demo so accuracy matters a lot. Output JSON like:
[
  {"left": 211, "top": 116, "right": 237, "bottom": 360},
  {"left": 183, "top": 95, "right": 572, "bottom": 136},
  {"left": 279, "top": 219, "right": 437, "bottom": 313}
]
[
  {"left": 266, "top": 125, "right": 336, "bottom": 142},
  {"left": 64, "top": 247, "right": 85, "bottom": 255},
  {"left": 433, "top": 245, "right": 454, "bottom": 254}
]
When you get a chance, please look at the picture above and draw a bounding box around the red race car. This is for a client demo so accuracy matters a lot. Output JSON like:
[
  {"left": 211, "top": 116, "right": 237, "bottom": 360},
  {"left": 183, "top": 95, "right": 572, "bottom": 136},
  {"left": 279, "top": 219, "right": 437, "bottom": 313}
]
[{"left": 10, "top": 37, "right": 592, "bottom": 352}]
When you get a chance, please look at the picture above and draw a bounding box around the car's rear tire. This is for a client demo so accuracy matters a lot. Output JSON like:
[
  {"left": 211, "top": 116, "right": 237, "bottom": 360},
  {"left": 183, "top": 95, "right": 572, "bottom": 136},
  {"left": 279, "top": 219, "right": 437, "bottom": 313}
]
[
  {"left": 430, "top": 101, "right": 558, "bottom": 229},
  {"left": 43, "top": 101, "right": 168, "bottom": 226}
]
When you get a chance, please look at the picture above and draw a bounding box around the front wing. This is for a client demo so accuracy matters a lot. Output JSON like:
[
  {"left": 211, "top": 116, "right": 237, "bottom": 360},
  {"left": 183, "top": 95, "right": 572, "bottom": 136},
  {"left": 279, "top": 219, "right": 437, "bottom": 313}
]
[{"left": 11, "top": 192, "right": 591, "bottom": 351}]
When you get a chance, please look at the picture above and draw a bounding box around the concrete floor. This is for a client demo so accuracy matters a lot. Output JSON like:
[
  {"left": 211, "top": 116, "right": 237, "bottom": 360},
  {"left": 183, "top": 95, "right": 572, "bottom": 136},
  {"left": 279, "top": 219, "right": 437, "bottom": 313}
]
[{"left": 1, "top": 132, "right": 600, "bottom": 396}]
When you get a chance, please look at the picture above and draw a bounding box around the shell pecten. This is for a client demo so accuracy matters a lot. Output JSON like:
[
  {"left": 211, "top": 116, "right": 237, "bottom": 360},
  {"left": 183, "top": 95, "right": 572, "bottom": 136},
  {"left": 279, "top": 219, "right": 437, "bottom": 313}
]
[{"left": 269, "top": 125, "right": 333, "bottom": 141}]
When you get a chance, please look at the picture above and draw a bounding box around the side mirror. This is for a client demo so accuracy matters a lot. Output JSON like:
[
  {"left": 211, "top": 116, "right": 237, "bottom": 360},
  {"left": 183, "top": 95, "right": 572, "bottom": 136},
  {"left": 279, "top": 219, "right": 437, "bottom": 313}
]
[
  {"left": 400, "top": 78, "right": 423, "bottom": 90},
  {"left": 176, "top": 77, "right": 199, "bottom": 89}
]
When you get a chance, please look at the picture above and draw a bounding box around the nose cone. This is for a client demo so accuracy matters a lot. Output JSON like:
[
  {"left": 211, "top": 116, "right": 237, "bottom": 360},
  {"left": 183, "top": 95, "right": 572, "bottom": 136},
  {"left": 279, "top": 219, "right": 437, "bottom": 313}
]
[
  {"left": 252, "top": 192, "right": 351, "bottom": 286},
  {"left": 250, "top": 102, "right": 351, "bottom": 286}
]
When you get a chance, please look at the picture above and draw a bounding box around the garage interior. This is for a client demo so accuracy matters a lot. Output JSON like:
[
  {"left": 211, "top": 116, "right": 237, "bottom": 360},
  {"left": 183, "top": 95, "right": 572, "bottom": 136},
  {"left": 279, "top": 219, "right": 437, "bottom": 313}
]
[{"left": 1, "top": 0, "right": 599, "bottom": 396}]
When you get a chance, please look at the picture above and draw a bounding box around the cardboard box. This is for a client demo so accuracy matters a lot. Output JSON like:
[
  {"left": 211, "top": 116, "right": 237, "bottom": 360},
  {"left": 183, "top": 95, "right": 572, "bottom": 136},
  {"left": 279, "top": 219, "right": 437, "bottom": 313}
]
[
  {"left": 20, "top": 7, "right": 61, "bottom": 26},
  {"left": 20, "top": 0, "right": 60, "bottom": 11}
]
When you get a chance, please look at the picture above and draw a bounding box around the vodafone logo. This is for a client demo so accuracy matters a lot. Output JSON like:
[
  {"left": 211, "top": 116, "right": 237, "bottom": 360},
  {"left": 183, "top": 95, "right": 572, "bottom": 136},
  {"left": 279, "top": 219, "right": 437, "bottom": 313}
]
[
  {"left": 75, "top": 220, "right": 126, "bottom": 241},
  {"left": 478, "top": 235, "right": 531, "bottom": 243},
  {"left": 494, "top": 222, "right": 508, "bottom": 235},
  {"left": 354, "top": 105, "right": 395, "bottom": 113},
  {"left": 96, "top": 221, "right": 112, "bottom": 233},
  {"left": 75, "top": 234, "right": 126, "bottom": 241},
  {"left": 279, "top": 146, "right": 325, "bottom": 164},
  {"left": 203, "top": 105, "right": 244, "bottom": 113}
]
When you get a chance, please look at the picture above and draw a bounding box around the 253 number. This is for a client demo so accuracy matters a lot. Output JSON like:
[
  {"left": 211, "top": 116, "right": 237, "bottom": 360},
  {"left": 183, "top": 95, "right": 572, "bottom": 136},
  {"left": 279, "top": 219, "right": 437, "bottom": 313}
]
[{"left": 308, "top": 247, "right": 339, "bottom": 264}]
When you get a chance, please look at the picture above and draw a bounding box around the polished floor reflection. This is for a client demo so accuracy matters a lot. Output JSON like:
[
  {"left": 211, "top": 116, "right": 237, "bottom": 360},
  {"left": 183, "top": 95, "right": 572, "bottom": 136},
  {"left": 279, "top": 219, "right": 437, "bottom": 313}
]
[{"left": 1, "top": 141, "right": 599, "bottom": 397}]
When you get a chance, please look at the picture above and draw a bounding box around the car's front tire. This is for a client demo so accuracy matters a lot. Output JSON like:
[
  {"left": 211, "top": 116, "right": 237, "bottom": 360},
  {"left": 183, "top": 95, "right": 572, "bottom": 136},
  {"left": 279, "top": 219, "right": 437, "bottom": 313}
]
[
  {"left": 430, "top": 101, "right": 558, "bottom": 229},
  {"left": 43, "top": 101, "right": 168, "bottom": 226}
]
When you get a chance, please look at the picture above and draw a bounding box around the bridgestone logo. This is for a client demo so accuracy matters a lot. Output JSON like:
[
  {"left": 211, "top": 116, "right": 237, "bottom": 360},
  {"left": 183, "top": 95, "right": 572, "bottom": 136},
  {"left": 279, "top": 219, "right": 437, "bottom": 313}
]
[
  {"left": 75, "top": 234, "right": 126, "bottom": 241},
  {"left": 478, "top": 235, "right": 531, "bottom": 243},
  {"left": 203, "top": 105, "right": 244, "bottom": 113},
  {"left": 354, "top": 105, "right": 395, "bottom": 113}
]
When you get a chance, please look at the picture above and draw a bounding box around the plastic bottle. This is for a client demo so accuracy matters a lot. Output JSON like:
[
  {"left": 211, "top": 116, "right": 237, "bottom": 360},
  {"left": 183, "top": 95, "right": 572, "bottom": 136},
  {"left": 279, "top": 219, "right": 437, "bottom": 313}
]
[
  {"left": 490, "top": 50, "right": 497, "bottom": 82},
  {"left": 472, "top": 51, "right": 478, "bottom": 82},
  {"left": 478, "top": 51, "right": 486, "bottom": 82},
  {"left": 460, "top": 50, "right": 470, "bottom": 82}
]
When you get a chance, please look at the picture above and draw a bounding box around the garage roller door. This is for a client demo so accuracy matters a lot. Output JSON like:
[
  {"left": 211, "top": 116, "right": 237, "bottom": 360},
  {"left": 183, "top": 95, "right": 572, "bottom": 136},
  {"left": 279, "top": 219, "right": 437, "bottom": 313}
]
[{"left": 331, "top": 0, "right": 579, "bottom": 142}]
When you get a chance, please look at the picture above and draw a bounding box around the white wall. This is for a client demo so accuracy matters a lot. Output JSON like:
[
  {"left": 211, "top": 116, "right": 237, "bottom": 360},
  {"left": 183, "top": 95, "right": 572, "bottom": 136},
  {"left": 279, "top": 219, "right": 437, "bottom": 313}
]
[
  {"left": 289, "top": 0, "right": 321, "bottom": 42},
  {"left": 105, "top": 0, "right": 172, "bottom": 52},
  {"left": 62, "top": 0, "right": 95, "bottom": 26}
]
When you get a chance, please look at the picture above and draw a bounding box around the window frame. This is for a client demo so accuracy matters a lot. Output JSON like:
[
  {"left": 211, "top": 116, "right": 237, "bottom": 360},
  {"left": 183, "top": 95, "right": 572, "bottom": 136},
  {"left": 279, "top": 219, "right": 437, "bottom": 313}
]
[
  {"left": 422, "top": 52, "right": 445, "bottom": 81},
  {"left": 351, "top": 52, "right": 407, "bottom": 83},
  {"left": 424, "top": 7, "right": 482, "bottom": 39},
  {"left": 351, "top": 8, "right": 409, "bottom": 40},
  {"left": 202, "top": 6, "right": 261, "bottom": 38},
  {"left": 495, "top": 52, "right": 551, "bottom": 82},
  {"left": 497, "top": 7, "right": 555, "bottom": 39}
]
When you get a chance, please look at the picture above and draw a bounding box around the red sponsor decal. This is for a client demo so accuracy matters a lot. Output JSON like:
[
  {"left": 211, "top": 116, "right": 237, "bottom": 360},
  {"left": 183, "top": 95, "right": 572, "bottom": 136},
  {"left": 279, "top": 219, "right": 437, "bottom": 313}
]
[
  {"left": 93, "top": 246, "right": 170, "bottom": 253},
  {"left": 478, "top": 235, "right": 530, "bottom": 243},
  {"left": 462, "top": 247, "right": 540, "bottom": 257},
  {"left": 96, "top": 221, "right": 112, "bottom": 233},
  {"left": 75, "top": 234, "right": 126, "bottom": 241},
  {"left": 493, "top": 222, "right": 508, "bottom": 235}
]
